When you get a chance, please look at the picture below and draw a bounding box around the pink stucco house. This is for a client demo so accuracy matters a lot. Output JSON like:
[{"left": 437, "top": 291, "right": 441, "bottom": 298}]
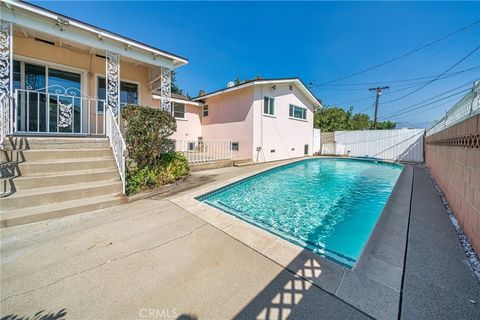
[{"left": 163, "top": 78, "right": 322, "bottom": 163}]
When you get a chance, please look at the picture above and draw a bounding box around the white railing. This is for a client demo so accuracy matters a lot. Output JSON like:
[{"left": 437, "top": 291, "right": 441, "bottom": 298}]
[
  {"left": 105, "top": 106, "right": 126, "bottom": 194},
  {"left": 427, "top": 81, "right": 480, "bottom": 136},
  {"left": 0, "top": 92, "right": 12, "bottom": 148},
  {"left": 175, "top": 140, "right": 232, "bottom": 164},
  {"left": 14, "top": 89, "right": 106, "bottom": 135}
]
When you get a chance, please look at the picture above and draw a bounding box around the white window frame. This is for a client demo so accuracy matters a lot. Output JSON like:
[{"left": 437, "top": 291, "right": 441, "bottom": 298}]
[
  {"left": 96, "top": 74, "right": 141, "bottom": 113},
  {"left": 13, "top": 54, "right": 87, "bottom": 96},
  {"left": 203, "top": 104, "right": 209, "bottom": 117},
  {"left": 263, "top": 96, "right": 275, "bottom": 117},
  {"left": 172, "top": 102, "right": 186, "bottom": 120},
  {"left": 289, "top": 104, "right": 307, "bottom": 121}
]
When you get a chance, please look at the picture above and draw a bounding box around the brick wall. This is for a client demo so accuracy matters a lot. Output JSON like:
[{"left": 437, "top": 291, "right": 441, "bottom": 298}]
[{"left": 425, "top": 115, "right": 480, "bottom": 254}]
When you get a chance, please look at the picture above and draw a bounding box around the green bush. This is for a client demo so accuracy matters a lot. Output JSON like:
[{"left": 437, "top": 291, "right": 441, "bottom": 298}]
[
  {"left": 121, "top": 105, "right": 190, "bottom": 195},
  {"left": 122, "top": 105, "right": 176, "bottom": 168}
]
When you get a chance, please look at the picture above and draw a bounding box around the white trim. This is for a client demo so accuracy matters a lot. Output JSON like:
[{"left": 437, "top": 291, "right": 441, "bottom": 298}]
[
  {"left": 263, "top": 95, "right": 275, "bottom": 116},
  {"left": 13, "top": 54, "right": 87, "bottom": 98},
  {"left": 289, "top": 104, "right": 308, "bottom": 121},
  {"left": 152, "top": 94, "right": 204, "bottom": 106},
  {"left": 3, "top": 0, "right": 188, "bottom": 66},
  {"left": 96, "top": 74, "right": 141, "bottom": 103},
  {"left": 191, "top": 79, "right": 321, "bottom": 107},
  {"left": 171, "top": 101, "right": 186, "bottom": 120}
]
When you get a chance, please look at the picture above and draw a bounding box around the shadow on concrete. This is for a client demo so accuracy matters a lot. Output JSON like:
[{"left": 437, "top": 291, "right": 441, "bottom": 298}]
[
  {"left": 176, "top": 314, "right": 198, "bottom": 320},
  {"left": 1, "top": 308, "right": 67, "bottom": 320},
  {"left": 233, "top": 251, "right": 370, "bottom": 320}
]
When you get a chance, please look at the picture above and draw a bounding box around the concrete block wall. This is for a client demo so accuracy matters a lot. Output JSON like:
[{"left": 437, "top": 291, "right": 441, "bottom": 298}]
[{"left": 425, "top": 115, "right": 480, "bottom": 255}]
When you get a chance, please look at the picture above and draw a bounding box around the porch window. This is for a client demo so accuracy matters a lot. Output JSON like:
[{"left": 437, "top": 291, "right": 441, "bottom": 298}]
[
  {"left": 13, "top": 59, "right": 82, "bottom": 133},
  {"left": 264, "top": 97, "right": 275, "bottom": 116},
  {"left": 172, "top": 102, "right": 186, "bottom": 119},
  {"left": 97, "top": 77, "right": 139, "bottom": 113},
  {"left": 289, "top": 104, "right": 307, "bottom": 120}
]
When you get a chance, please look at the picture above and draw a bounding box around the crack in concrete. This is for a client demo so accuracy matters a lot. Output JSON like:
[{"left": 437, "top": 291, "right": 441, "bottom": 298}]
[{"left": 1, "top": 222, "right": 207, "bottom": 303}]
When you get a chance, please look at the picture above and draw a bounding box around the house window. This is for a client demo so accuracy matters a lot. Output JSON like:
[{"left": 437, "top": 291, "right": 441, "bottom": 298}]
[
  {"left": 289, "top": 104, "right": 307, "bottom": 120},
  {"left": 264, "top": 97, "right": 275, "bottom": 116},
  {"left": 203, "top": 104, "right": 209, "bottom": 117},
  {"left": 172, "top": 102, "right": 185, "bottom": 119},
  {"left": 232, "top": 142, "right": 239, "bottom": 151},
  {"left": 97, "top": 77, "right": 138, "bottom": 113}
]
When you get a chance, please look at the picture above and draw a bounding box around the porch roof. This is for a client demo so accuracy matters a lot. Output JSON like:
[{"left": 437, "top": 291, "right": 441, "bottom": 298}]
[{"left": 1, "top": 0, "right": 188, "bottom": 69}]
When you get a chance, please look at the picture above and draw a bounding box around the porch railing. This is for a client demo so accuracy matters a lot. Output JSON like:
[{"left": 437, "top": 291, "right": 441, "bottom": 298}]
[
  {"left": 105, "top": 105, "right": 126, "bottom": 194},
  {"left": 14, "top": 89, "right": 106, "bottom": 135},
  {"left": 175, "top": 140, "right": 232, "bottom": 164},
  {"left": 0, "top": 92, "right": 13, "bottom": 148}
]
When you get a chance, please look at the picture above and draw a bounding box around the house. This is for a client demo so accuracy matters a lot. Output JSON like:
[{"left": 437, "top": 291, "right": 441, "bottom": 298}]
[
  {"left": 0, "top": 0, "right": 187, "bottom": 225},
  {"left": 0, "top": 1, "right": 321, "bottom": 226},
  {"left": 162, "top": 79, "right": 322, "bottom": 163}
]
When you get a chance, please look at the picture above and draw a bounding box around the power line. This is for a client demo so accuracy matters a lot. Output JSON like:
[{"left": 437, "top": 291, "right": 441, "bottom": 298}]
[
  {"left": 381, "top": 82, "right": 473, "bottom": 118},
  {"left": 315, "top": 20, "right": 480, "bottom": 85},
  {"left": 313, "top": 66, "right": 479, "bottom": 87},
  {"left": 380, "top": 85, "right": 473, "bottom": 120},
  {"left": 388, "top": 46, "right": 480, "bottom": 103}
]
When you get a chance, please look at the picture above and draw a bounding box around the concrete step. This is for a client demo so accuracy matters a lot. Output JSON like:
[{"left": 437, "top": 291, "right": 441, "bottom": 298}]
[
  {"left": 17, "top": 157, "right": 116, "bottom": 175},
  {"left": 8, "top": 168, "right": 120, "bottom": 191},
  {"left": 1, "top": 180, "right": 123, "bottom": 211},
  {"left": 8, "top": 136, "right": 110, "bottom": 150},
  {"left": 14, "top": 148, "right": 114, "bottom": 162},
  {"left": 1, "top": 194, "right": 126, "bottom": 228}
]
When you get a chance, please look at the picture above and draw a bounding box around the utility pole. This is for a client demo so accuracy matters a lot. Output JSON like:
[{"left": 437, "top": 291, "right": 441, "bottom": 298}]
[{"left": 369, "top": 86, "right": 389, "bottom": 129}]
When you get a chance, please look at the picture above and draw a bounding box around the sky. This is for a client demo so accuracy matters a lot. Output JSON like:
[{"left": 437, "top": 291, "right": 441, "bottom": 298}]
[{"left": 33, "top": 1, "right": 480, "bottom": 128}]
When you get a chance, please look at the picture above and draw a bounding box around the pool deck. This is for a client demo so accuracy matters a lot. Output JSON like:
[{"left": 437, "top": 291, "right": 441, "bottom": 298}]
[{"left": 1, "top": 159, "right": 479, "bottom": 319}]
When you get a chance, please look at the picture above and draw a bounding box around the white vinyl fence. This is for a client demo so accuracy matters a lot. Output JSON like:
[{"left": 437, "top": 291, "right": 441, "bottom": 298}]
[
  {"left": 313, "top": 128, "right": 321, "bottom": 154},
  {"left": 331, "top": 129, "right": 425, "bottom": 162},
  {"left": 175, "top": 140, "right": 232, "bottom": 164}
]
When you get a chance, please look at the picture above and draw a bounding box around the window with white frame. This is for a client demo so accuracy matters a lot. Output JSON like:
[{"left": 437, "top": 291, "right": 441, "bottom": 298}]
[
  {"left": 264, "top": 97, "right": 275, "bottom": 116},
  {"left": 289, "top": 104, "right": 307, "bottom": 120},
  {"left": 97, "top": 77, "right": 138, "bottom": 113},
  {"left": 172, "top": 102, "right": 186, "bottom": 119},
  {"left": 203, "top": 104, "right": 209, "bottom": 117}
]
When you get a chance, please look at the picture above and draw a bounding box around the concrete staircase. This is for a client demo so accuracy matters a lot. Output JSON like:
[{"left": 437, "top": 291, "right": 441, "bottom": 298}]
[{"left": 1, "top": 137, "right": 126, "bottom": 228}]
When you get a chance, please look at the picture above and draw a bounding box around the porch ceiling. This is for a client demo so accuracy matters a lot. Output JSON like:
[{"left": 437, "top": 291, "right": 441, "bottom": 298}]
[{"left": 2, "top": 0, "right": 188, "bottom": 69}]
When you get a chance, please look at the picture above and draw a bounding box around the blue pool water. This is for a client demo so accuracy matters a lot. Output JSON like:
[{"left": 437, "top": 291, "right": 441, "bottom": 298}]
[{"left": 198, "top": 158, "right": 403, "bottom": 267}]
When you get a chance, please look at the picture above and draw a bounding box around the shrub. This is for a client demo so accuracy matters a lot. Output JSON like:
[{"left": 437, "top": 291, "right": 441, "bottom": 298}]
[
  {"left": 121, "top": 105, "right": 190, "bottom": 195},
  {"left": 122, "top": 105, "right": 176, "bottom": 168},
  {"left": 159, "top": 152, "right": 190, "bottom": 182}
]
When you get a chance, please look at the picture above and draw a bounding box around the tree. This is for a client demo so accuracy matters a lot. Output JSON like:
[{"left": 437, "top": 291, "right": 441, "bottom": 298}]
[
  {"left": 350, "top": 113, "right": 371, "bottom": 130},
  {"left": 171, "top": 70, "right": 184, "bottom": 96},
  {"left": 314, "top": 107, "right": 353, "bottom": 132},
  {"left": 375, "top": 120, "right": 396, "bottom": 129}
]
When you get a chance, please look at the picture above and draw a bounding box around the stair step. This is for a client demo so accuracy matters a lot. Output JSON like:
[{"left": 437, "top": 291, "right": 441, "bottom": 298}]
[
  {"left": 1, "top": 194, "right": 126, "bottom": 228},
  {"left": 8, "top": 137, "right": 110, "bottom": 150},
  {"left": 7, "top": 168, "right": 119, "bottom": 191},
  {"left": 1, "top": 180, "right": 123, "bottom": 211},
  {"left": 17, "top": 157, "right": 116, "bottom": 175},
  {"left": 15, "top": 148, "right": 114, "bottom": 162}
]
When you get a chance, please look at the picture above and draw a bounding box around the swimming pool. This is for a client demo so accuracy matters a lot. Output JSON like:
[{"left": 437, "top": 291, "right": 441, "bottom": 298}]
[{"left": 198, "top": 158, "right": 403, "bottom": 268}]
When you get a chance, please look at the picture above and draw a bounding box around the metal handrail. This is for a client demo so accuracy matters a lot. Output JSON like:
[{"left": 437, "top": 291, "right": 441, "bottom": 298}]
[{"left": 105, "top": 105, "right": 126, "bottom": 194}]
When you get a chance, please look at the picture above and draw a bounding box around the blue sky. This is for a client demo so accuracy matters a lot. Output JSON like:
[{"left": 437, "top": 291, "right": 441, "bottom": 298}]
[{"left": 34, "top": 1, "right": 479, "bottom": 128}]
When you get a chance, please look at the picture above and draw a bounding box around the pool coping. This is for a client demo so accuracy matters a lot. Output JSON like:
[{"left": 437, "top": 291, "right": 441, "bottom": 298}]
[{"left": 169, "top": 157, "right": 413, "bottom": 319}]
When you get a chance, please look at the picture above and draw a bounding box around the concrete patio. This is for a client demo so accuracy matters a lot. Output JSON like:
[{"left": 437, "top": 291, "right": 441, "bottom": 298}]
[{"left": 1, "top": 162, "right": 479, "bottom": 319}]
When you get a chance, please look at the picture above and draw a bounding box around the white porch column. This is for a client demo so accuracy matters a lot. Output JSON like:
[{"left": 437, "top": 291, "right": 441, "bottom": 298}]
[
  {"left": 0, "top": 21, "right": 13, "bottom": 143},
  {"left": 160, "top": 67, "right": 171, "bottom": 112},
  {"left": 106, "top": 51, "right": 120, "bottom": 118}
]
